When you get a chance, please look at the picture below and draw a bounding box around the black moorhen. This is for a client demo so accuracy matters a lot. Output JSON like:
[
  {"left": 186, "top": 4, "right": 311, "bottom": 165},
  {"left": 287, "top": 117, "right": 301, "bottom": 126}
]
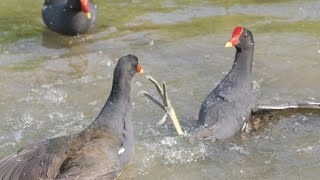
[
  {"left": 42, "top": 0, "right": 97, "bottom": 36},
  {"left": 0, "top": 54, "right": 143, "bottom": 179},
  {"left": 194, "top": 26, "right": 254, "bottom": 140}
]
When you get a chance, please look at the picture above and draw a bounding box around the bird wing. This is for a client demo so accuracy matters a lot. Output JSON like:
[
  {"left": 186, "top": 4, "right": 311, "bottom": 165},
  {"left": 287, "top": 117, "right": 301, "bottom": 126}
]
[
  {"left": 57, "top": 130, "right": 123, "bottom": 180},
  {"left": 198, "top": 81, "right": 235, "bottom": 125},
  {"left": 0, "top": 135, "right": 75, "bottom": 180},
  {"left": 0, "top": 129, "right": 123, "bottom": 180}
]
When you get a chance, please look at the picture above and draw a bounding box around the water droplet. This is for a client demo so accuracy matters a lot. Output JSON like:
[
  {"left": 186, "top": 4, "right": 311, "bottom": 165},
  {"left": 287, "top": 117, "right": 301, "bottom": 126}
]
[
  {"left": 89, "top": 101, "right": 97, "bottom": 106},
  {"left": 118, "top": 147, "right": 125, "bottom": 155},
  {"left": 80, "top": 55, "right": 86, "bottom": 59},
  {"left": 149, "top": 40, "right": 154, "bottom": 46},
  {"left": 135, "top": 81, "right": 142, "bottom": 86}
]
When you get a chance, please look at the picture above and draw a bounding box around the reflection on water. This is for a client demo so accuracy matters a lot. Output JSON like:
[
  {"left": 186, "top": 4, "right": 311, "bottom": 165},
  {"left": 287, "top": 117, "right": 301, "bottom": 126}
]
[{"left": 0, "top": 0, "right": 320, "bottom": 179}]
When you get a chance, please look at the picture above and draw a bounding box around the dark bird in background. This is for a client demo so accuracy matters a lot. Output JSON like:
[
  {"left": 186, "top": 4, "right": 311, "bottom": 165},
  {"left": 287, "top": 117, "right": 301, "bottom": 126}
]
[
  {"left": 194, "top": 26, "right": 254, "bottom": 140},
  {"left": 42, "top": 0, "right": 97, "bottom": 36},
  {"left": 0, "top": 54, "right": 143, "bottom": 179}
]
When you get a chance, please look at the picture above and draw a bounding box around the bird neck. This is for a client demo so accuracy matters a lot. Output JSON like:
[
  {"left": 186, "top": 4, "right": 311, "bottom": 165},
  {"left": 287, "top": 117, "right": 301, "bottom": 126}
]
[
  {"left": 86, "top": 75, "right": 132, "bottom": 134},
  {"left": 109, "top": 77, "right": 132, "bottom": 101},
  {"left": 85, "top": 77, "right": 134, "bottom": 164},
  {"left": 232, "top": 45, "right": 254, "bottom": 74}
]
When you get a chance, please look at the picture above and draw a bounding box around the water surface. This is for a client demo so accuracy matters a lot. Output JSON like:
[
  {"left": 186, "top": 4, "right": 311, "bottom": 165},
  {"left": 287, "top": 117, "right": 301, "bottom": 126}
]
[{"left": 0, "top": 0, "right": 320, "bottom": 179}]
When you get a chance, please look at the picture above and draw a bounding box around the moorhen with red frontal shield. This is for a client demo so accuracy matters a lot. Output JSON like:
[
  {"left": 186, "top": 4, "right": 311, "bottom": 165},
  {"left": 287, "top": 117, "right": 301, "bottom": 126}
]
[
  {"left": 0, "top": 54, "right": 143, "bottom": 179},
  {"left": 140, "top": 27, "right": 255, "bottom": 141},
  {"left": 142, "top": 27, "right": 320, "bottom": 141},
  {"left": 42, "top": 0, "right": 97, "bottom": 36},
  {"left": 194, "top": 26, "right": 254, "bottom": 140}
]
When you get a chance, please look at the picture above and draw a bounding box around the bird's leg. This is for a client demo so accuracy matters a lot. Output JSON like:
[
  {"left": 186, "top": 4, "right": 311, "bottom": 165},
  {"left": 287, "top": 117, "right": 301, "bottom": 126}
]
[
  {"left": 139, "top": 75, "right": 184, "bottom": 135},
  {"left": 162, "top": 81, "right": 184, "bottom": 135}
]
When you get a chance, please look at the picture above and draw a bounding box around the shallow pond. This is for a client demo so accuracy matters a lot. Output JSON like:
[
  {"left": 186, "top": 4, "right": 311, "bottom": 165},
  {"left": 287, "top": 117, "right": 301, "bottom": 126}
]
[{"left": 0, "top": 0, "right": 320, "bottom": 179}]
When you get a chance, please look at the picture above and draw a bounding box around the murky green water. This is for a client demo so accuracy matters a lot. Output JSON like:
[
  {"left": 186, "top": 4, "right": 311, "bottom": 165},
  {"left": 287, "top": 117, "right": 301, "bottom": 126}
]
[{"left": 0, "top": 0, "right": 320, "bottom": 179}]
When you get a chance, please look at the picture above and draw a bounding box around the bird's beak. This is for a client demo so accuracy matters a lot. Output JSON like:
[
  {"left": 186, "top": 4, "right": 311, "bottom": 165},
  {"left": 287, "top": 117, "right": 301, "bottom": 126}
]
[
  {"left": 85, "top": 12, "right": 91, "bottom": 19},
  {"left": 137, "top": 64, "right": 144, "bottom": 73},
  {"left": 225, "top": 36, "right": 240, "bottom": 48},
  {"left": 225, "top": 41, "right": 233, "bottom": 48}
]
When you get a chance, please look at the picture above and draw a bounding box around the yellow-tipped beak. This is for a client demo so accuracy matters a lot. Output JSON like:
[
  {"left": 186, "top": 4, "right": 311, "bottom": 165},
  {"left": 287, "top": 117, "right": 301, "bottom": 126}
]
[
  {"left": 85, "top": 12, "right": 91, "bottom": 19},
  {"left": 225, "top": 41, "right": 233, "bottom": 48},
  {"left": 137, "top": 64, "right": 144, "bottom": 73}
]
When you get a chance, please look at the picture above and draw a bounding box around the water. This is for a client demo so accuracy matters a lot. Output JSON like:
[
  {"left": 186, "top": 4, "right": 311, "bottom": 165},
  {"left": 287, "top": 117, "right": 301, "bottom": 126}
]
[{"left": 0, "top": 0, "right": 320, "bottom": 179}]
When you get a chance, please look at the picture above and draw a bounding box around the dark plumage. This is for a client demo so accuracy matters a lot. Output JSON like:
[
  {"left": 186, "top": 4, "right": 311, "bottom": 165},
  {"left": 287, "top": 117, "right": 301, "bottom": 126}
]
[
  {"left": 0, "top": 54, "right": 143, "bottom": 179},
  {"left": 194, "top": 27, "right": 254, "bottom": 140},
  {"left": 42, "top": 0, "right": 97, "bottom": 36}
]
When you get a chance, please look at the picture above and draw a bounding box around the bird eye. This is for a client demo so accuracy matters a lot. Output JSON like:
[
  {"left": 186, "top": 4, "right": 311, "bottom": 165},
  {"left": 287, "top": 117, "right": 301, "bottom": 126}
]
[{"left": 244, "top": 33, "right": 248, "bottom": 38}]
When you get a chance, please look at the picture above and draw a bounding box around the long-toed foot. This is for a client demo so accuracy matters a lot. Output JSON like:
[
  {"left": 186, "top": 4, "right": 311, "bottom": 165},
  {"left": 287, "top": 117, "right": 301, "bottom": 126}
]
[{"left": 139, "top": 75, "right": 184, "bottom": 135}]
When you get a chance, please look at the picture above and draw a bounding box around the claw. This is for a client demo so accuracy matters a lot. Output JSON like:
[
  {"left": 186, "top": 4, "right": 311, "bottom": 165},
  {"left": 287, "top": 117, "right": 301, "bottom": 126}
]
[
  {"left": 138, "top": 90, "right": 165, "bottom": 110},
  {"left": 158, "top": 113, "right": 168, "bottom": 125},
  {"left": 146, "top": 75, "right": 164, "bottom": 98},
  {"left": 163, "top": 82, "right": 170, "bottom": 106},
  {"left": 241, "top": 122, "right": 247, "bottom": 131}
]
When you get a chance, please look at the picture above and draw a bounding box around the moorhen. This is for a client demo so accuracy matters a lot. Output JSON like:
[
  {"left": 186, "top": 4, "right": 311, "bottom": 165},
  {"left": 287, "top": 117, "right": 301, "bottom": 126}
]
[
  {"left": 140, "top": 27, "right": 255, "bottom": 140},
  {"left": 0, "top": 54, "right": 143, "bottom": 179},
  {"left": 194, "top": 26, "right": 254, "bottom": 140},
  {"left": 42, "top": 0, "right": 97, "bottom": 36},
  {"left": 143, "top": 28, "right": 320, "bottom": 141}
]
